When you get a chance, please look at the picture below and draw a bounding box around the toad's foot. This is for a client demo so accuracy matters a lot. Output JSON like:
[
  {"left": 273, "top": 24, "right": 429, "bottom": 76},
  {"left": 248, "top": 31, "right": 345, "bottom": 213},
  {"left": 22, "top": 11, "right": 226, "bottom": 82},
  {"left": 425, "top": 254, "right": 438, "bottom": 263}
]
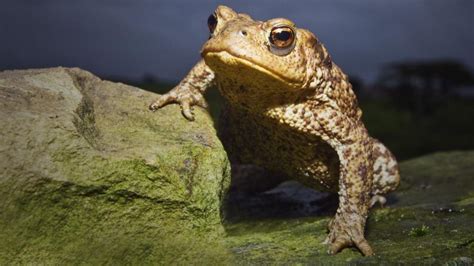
[
  {"left": 325, "top": 213, "right": 374, "bottom": 256},
  {"left": 149, "top": 86, "right": 208, "bottom": 121},
  {"left": 149, "top": 59, "right": 214, "bottom": 121}
]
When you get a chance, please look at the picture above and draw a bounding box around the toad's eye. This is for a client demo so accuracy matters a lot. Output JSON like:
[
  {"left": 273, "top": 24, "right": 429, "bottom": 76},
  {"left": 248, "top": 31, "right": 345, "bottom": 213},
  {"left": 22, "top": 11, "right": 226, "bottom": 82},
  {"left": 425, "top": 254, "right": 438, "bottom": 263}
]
[
  {"left": 269, "top": 26, "right": 295, "bottom": 48},
  {"left": 269, "top": 26, "right": 296, "bottom": 56},
  {"left": 207, "top": 13, "right": 218, "bottom": 33}
]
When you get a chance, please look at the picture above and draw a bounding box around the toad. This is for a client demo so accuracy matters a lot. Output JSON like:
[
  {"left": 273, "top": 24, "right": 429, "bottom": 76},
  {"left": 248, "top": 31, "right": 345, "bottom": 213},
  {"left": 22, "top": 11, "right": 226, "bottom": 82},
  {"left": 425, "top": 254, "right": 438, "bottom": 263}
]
[{"left": 149, "top": 5, "right": 400, "bottom": 256}]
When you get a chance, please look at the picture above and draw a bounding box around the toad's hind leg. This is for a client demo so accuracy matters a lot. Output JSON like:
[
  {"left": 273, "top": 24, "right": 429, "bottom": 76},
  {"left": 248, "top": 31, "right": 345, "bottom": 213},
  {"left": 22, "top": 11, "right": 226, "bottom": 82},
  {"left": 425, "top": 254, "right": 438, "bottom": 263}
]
[{"left": 370, "top": 139, "right": 400, "bottom": 207}]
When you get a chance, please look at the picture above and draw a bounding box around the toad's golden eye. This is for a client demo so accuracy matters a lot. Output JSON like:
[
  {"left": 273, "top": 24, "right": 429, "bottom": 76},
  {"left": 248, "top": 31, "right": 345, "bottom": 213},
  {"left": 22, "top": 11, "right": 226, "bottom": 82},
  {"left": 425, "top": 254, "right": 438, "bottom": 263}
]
[
  {"left": 207, "top": 13, "right": 218, "bottom": 33},
  {"left": 269, "top": 26, "right": 295, "bottom": 48},
  {"left": 268, "top": 26, "right": 296, "bottom": 56}
]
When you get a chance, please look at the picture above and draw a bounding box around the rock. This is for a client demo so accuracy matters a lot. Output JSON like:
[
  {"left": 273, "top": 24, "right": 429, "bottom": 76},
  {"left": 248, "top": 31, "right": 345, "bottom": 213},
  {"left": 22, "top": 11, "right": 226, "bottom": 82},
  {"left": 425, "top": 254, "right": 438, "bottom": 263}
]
[
  {"left": 0, "top": 68, "right": 231, "bottom": 264},
  {"left": 225, "top": 151, "right": 474, "bottom": 263}
]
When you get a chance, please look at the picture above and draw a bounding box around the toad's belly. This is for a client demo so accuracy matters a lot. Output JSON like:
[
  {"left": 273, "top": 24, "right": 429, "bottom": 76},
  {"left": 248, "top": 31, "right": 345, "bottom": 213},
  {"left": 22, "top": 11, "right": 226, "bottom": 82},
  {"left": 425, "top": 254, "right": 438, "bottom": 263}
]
[{"left": 218, "top": 105, "right": 340, "bottom": 192}]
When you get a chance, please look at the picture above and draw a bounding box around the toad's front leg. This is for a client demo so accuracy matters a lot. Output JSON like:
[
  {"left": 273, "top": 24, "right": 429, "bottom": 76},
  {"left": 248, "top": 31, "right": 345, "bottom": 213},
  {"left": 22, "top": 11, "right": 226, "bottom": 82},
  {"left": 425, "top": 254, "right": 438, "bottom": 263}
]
[
  {"left": 325, "top": 136, "right": 374, "bottom": 256},
  {"left": 149, "top": 59, "right": 215, "bottom": 121},
  {"left": 307, "top": 105, "right": 375, "bottom": 255}
]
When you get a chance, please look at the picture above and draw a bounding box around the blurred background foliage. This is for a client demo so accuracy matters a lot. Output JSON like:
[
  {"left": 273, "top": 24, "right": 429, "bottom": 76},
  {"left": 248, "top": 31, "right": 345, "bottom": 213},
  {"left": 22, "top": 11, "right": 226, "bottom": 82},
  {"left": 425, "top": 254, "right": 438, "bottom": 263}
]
[{"left": 126, "top": 59, "right": 474, "bottom": 161}]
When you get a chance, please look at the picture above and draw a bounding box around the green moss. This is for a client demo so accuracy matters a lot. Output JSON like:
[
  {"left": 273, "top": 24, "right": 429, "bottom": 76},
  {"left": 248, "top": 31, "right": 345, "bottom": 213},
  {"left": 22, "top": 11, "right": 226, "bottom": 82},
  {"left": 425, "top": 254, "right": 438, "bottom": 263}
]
[
  {"left": 409, "top": 225, "right": 430, "bottom": 237},
  {"left": 19, "top": 145, "right": 464, "bottom": 265},
  {"left": 0, "top": 145, "right": 232, "bottom": 264},
  {"left": 224, "top": 217, "right": 361, "bottom": 264},
  {"left": 222, "top": 204, "right": 474, "bottom": 264},
  {"left": 0, "top": 68, "right": 236, "bottom": 264},
  {"left": 222, "top": 151, "right": 474, "bottom": 264},
  {"left": 50, "top": 141, "right": 228, "bottom": 231},
  {"left": 0, "top": 177, "right": 232, "bottom": 264},
  {"left": 457, "top": 193, "right": 474, "bottom": 206}
]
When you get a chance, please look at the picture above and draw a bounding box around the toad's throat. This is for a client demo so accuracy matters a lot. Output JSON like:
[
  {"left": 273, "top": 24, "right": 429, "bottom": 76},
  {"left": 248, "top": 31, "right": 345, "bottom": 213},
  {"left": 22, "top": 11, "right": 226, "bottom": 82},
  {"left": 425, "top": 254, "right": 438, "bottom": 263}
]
[{"left": 202, "top": 50, "right": 303, "bottom": 87}]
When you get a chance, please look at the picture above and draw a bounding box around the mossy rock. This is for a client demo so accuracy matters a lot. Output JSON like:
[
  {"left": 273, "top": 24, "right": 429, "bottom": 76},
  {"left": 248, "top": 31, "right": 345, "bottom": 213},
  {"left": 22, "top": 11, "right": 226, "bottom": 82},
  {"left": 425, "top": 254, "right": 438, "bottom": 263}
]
[
  {"left": 0, "top": 68, "right": 231, "bottom": 264},
  {"left": 224, "top": 151, "right": 474, "bottom": 264}
]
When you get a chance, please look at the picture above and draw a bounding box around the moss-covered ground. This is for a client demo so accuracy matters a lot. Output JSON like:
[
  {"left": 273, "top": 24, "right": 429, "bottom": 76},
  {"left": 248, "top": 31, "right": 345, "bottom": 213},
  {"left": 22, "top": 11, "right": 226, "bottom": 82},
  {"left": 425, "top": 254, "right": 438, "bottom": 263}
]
[{"left": 223, "top": 151, "right": 474, "bottom": 264}]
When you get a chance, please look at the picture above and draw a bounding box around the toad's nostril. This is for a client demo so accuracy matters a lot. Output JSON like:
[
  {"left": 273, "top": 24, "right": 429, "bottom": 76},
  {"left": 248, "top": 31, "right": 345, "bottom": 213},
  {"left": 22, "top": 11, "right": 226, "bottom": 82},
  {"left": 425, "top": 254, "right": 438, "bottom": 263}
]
[{"left": 240, "top": 30, "right": 248, "bottom": 36}]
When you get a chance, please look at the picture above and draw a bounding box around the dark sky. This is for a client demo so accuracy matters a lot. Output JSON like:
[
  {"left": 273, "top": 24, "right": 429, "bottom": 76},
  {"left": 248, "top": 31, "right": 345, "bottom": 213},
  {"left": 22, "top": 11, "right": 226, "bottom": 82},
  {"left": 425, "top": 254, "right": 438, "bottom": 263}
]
[{"left": 1, "top": 0, "right": 473, "bottom": 83}]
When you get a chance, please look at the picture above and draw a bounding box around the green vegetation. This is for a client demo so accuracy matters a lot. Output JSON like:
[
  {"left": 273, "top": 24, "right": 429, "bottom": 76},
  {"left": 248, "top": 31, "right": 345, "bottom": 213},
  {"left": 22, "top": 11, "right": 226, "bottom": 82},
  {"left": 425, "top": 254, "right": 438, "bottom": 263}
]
[
  {"left": 361, "top": 99, "right": 474, "bottom": 160},
  {"left": 0, "top": 173, "right": 232, "bottom": 265},
  {"left": 409, "top": 225, "right": 431, "bottom": 237},
  {"left": 0, "top": 145, "right": 233, "bottom": 264}
]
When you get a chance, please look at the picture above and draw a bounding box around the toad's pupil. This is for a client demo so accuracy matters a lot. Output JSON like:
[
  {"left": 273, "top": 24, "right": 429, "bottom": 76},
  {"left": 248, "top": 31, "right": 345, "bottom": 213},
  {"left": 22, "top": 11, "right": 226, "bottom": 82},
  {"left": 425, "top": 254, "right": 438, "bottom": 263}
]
[{"left": 275, "top": 30, "right": 291, "bottom": 41}]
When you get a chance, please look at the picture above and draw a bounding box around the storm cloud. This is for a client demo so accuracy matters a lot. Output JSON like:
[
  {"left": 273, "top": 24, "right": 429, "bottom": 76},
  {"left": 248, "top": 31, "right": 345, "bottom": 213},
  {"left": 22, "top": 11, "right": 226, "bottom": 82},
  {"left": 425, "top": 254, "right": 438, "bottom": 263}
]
[{"left": 1, "top": 0, "right": 472, "bottom": 83}]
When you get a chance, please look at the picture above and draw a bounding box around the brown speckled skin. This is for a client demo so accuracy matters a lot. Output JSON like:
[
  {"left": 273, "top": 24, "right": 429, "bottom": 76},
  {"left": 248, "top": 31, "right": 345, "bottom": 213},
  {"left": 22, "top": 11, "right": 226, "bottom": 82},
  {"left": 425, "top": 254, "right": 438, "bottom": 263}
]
[{"left": 150, "top": 5, "right": 400, "bottom": 256}]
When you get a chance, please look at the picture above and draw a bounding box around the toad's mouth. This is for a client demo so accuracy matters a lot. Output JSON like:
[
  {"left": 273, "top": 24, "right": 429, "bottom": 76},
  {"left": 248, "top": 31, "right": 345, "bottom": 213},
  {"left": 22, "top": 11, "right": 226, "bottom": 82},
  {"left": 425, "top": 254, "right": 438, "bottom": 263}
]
[{"left": 201, "top": 50, "right": 303, "bottom": 87}]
